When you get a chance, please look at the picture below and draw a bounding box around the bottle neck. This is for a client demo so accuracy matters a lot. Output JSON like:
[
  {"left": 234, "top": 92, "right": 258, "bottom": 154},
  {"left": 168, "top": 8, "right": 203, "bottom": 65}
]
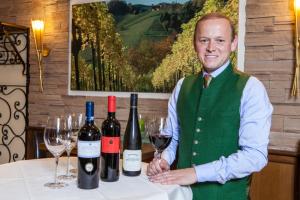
[
  {"left": 129, "top": 107, "right": 138, "bottom": 118},
  {"left": 107, "top": 112, "right": 116, "bottom": 118},
  {"left": 85, "top": 101, "right": 94, "bottom": 125},
  {"left": 86, "top": 116, "right": 94, "bottom": 124}
]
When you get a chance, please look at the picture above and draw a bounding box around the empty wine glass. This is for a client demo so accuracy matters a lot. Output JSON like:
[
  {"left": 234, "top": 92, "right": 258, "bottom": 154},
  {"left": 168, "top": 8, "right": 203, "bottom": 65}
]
[
  {"left": 44, "top": 116, "right": 68, "bottom": 188},
  {"left": 58, "top": 114, "right": 81, "bottom": 180},
  {"left": 68, "top": 113, "right": 83, "bottom": 174},
  {"left": 145, "top": 117, "right": 172, "bottom": 160}
]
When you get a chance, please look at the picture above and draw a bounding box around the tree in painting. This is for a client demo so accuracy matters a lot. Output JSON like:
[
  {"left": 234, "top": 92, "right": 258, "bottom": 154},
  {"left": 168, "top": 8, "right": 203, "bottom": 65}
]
[
  {"left": 70, "top": 0, "right": 238, "bottom": 93},
  {"left": 71, "top": 2, "right": 130, "bottom": 91}
]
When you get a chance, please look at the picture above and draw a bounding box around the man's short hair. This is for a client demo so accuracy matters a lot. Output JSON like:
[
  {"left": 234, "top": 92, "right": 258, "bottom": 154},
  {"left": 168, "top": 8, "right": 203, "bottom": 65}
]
[{"left": 194, "top": 12, "right": 236, "bottom": 41}]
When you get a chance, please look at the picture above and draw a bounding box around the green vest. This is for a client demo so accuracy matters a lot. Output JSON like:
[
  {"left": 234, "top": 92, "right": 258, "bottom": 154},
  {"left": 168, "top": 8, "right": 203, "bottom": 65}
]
[{"left": 177, "top": 64, "right": 250, "bottom": 200}]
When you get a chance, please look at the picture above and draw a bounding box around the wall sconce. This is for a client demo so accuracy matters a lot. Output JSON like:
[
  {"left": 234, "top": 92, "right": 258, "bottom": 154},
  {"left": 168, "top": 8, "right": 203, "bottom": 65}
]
[
  {"left": 292, "top": 0, "right": 300, "bottom": 96},
  {"left": 31, "top": 19, "right": 50, "bottom": 92}
]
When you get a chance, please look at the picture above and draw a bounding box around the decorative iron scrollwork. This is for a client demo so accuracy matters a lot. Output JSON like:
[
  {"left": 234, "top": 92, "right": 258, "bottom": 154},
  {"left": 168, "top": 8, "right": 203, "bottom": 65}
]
[
  {"left": 0, "top": 32, "right": 28, "bottom": 74},
  {"left": 0, "top": 22, "right": 29, "bottom": 164},
  {"left": 0, "top": 85, "right": 26, "bottom": 163}
]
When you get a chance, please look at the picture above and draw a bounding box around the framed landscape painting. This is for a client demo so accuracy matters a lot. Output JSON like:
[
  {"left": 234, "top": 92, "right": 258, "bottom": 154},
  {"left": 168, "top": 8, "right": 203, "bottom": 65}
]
[{"left": 68, "top": 0, "right": 243, "bottom": 98}]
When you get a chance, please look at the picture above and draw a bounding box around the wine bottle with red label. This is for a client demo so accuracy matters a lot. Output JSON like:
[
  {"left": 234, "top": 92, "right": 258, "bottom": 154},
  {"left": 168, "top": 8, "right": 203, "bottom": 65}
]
[{"left": 100, "top": 96, "right": 121, "bottom": 182}]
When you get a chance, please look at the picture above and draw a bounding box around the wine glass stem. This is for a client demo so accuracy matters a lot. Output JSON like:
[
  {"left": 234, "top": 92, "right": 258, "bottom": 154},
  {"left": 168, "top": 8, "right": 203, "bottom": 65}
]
[
  {"left": 54, "top": 156, "right": 59, "bottom": 184},
  {"left": 155, "top": 150, "right": 161, "bottom": 160},
  {"left": 66, "top": 151, "right": 71, "bottom": 176}
]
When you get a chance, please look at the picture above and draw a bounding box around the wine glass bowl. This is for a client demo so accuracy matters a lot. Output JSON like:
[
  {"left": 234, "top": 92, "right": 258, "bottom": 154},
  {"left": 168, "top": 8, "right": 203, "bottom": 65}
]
[
  {"left": 145, "top": 117, "right": 172, "bottom": 159},
  {"left": 44, "top": 132, "right": 65, "bottom": 157},
  {"left": 44, "top": 116, "right": 68, "bottom": 188},
  {"left": 71, "top": 113, "right": 84, "bottom": 134}
]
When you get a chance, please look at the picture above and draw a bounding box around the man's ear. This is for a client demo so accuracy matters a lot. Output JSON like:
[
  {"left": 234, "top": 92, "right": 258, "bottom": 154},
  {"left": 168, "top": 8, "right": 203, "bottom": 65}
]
[
  {"left": 231, "top": 35, "right": 238, "bottom": 52},
  {"left": 193, "top": 36, "right": 197, "bottom": 52}
]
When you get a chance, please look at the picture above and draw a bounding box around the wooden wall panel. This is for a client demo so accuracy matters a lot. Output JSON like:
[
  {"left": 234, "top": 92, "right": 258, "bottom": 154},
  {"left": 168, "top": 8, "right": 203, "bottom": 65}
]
[
  {"left": 250, "top": 151, "right": 299, "bottom": 200},
  {"left": 250, "top": 161, "right": 295, "bottom": 200}
]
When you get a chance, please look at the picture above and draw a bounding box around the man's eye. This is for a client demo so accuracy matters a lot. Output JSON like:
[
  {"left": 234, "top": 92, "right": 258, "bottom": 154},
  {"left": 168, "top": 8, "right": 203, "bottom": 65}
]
[
  {"left": 199, "top": 39, "right": 208, "bottom": 43},
  {"left": 216, "top": 39, "right": 225, "bottom": 43}
]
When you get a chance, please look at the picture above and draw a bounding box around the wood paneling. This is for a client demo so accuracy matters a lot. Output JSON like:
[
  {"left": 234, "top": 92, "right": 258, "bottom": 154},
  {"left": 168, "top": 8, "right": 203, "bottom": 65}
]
[
  {"left": 250, "top": 150, "right": 300, "bottom": 200},
  {"left": 251, "top": 161, "right": 295, "bottom": 200}
]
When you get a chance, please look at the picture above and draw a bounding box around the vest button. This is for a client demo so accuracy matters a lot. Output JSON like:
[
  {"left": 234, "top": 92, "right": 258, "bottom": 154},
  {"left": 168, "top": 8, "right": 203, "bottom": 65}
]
[
  {"left": 197, "top": 117, "right": 202, "bottom": 122},
  {"left": 192, "top": 152, "right": 197, "bottom": 156},
  {"left": 196, "top": 128, "right": 201, "bottom": 132},
  {"left": 194, "top": 140, "right": 199, "bottom": 144}
]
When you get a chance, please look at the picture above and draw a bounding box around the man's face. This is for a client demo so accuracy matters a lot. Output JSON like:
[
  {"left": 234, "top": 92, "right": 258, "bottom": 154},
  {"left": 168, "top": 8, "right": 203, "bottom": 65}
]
[{"left": 194, "top": 18, "right": 237, "bottom": 73}]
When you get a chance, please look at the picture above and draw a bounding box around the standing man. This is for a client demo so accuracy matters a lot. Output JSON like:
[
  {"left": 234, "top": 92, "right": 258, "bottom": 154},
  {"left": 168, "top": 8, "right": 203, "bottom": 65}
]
[{"left": 147, "top": 12, "right": 273, "bottom": 200}]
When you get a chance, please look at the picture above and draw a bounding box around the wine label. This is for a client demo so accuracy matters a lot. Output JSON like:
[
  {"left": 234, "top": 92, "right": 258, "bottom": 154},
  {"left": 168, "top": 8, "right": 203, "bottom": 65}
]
[
  {"left": 101, "top": 136, "right": 120, "bottom": 153},
  {"left": 123, "top": 150, "right": 141, "bottom": 171},
  {"left": 78, "top": 140, "right": 101, "bottom": 158}
]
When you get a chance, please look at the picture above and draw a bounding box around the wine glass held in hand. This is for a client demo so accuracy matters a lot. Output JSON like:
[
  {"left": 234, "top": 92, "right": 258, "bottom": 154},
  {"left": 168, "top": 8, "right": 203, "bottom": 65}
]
[
  {"left": 146, "top": 117, "right": 172, "bottom": 160},
  {"left": 44, "top": 116, "right": 68, "bottom": 189}
]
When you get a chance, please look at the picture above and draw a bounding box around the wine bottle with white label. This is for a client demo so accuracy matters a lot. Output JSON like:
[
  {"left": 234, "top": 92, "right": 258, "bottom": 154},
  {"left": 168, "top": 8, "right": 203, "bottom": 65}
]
[
  {"left": 77, "top": 101, "right": 101, "bottom": 189},
  {"left": 122, "top": 93, "right": 142, "bottom": 176}
]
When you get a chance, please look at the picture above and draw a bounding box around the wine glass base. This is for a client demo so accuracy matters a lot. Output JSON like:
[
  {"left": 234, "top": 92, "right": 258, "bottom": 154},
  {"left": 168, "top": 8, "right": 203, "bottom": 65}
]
[
  {"left": 44, "top": 182, "right": 68, "bottom": 189},
  {"left": 58, "top": 174, "right": 76, "bottom": 180}
]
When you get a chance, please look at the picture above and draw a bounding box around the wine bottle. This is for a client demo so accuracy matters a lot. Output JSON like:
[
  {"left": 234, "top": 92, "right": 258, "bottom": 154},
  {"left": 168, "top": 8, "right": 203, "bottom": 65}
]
[
  {"left": 122, "top": 93, "right": 142, "bottom": 176},
  {"left": 77, "top": 101, "right": 101, "bottom": 189},
  {"left": 100, "top": 96, "right": 121, "bottom": 182}
]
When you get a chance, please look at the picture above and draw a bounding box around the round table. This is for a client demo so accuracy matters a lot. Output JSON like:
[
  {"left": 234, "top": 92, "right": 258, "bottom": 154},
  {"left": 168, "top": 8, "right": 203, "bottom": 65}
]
[{"left": 0, "top": 157, "right": 192, "bottom": 200}]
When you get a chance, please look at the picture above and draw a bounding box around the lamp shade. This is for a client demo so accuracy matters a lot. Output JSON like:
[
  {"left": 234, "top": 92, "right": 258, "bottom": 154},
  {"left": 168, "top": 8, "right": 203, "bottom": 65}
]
[
  {"left": 31, "top": 20, "right": 44, "bottom": 52},
  {"left": 296, "top": 0, "right": 300, "bottom": 10}
]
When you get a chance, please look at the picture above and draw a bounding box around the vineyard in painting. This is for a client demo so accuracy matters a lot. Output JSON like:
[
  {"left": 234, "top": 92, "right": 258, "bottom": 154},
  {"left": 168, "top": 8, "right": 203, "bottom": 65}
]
[{"left": 70, "top": 0, "right": 238, "bottom": 93}]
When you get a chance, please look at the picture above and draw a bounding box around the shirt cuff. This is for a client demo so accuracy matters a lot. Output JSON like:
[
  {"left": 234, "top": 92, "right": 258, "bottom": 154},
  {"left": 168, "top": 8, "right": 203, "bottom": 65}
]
[
  {"left": 194, "top": 162, "right": 221, "bottom": 183},
  {"left": 161, "top": 150, "right": 172, "bottom": 165}
]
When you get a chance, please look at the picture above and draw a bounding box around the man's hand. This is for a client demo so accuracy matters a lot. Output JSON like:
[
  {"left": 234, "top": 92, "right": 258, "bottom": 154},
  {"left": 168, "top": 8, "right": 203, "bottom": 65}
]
[
  {"left": 148, "top": 168, "right": 197, "bottom": 186},
  {"left": 146, "top": 158, "right": 170, "bottom": 176}
]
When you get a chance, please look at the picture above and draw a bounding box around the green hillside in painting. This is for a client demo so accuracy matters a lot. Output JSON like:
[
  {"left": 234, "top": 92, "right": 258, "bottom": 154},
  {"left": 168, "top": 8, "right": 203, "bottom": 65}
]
[{"left": 116, "top": 9, "right": 172, "bottom": 48}]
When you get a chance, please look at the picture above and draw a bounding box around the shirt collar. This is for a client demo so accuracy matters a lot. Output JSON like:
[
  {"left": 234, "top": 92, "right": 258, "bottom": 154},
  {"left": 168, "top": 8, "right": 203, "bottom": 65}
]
[{"left": 202, "top": 60, "right": 230, "bottom": 78}]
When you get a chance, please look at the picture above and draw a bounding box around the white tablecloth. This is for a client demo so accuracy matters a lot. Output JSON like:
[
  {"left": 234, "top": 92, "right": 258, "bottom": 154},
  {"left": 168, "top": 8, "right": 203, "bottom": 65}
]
[{"left": 0, "top": 157, "right": 192, "bottom": 200}]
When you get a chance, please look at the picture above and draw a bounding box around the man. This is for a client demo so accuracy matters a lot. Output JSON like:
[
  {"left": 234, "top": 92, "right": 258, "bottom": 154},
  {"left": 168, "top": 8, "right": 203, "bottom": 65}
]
[{"left": 147, "top": 12, "right": 273, "bottom": 200}]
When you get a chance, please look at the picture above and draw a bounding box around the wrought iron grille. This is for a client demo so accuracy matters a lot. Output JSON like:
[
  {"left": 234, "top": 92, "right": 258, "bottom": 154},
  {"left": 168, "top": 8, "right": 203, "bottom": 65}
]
[
  {"left": 0, "top": 33, "right": 28, "bottom": 74},
  {"left": 0, "top": 22, "right": 29, "bottom": 164},
  {"left": 0, "top": 85, "right": 27, "bottom": 162}
]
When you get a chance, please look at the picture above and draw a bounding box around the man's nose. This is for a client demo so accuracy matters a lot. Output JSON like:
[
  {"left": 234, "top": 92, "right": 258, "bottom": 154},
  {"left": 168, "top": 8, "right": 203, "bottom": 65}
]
[{"left": 206, "top": 41, "right": 216, "bottom": 52}]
